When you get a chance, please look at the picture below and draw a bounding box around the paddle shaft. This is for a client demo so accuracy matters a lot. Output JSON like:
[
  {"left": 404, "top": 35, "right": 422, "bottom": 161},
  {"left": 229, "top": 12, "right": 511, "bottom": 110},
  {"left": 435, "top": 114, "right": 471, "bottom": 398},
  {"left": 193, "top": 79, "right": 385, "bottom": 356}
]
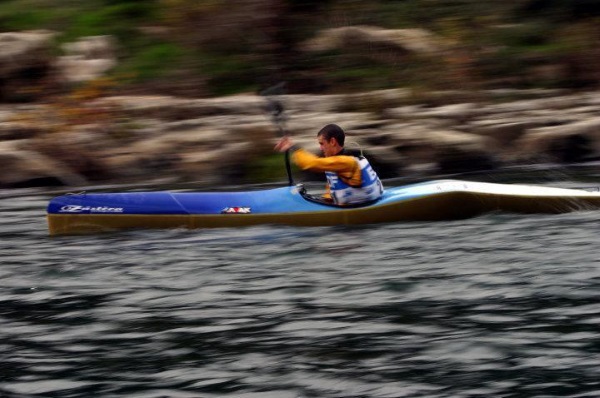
[{"left": 263, "top": 93, "right": 294, "bottom": 186}]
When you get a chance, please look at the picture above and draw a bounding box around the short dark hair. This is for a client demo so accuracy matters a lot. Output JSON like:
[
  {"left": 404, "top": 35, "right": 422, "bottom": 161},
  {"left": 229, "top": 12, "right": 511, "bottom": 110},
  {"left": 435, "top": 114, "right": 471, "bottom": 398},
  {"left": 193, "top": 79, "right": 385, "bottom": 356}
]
[{"left": 317, "top": 124, "right": 345, "bottom": 146}]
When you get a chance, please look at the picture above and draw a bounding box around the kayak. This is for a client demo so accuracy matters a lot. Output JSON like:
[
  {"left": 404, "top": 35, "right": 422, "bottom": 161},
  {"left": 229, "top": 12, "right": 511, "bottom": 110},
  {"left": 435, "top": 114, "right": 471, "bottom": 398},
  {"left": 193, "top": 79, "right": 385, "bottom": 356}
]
[{"left": 46, "top": 179, "right": 600, "bottom": 235}]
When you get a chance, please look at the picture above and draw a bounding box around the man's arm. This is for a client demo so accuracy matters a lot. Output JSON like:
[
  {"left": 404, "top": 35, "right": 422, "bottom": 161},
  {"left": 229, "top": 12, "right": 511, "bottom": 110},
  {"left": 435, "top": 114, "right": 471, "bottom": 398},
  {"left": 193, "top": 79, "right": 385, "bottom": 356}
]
[
  {"left": 291, "top": 149, "right": 354, "bottom": 173},
  {"left": 275, "top": 136, "right": 361, "bottom": 186}
]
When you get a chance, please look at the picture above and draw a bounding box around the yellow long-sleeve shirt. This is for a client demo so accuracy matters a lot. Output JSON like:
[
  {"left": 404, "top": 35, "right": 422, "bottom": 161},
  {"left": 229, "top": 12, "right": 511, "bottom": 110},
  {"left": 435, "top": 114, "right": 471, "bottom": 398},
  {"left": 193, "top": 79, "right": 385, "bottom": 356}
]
[{"left": 291, "top": 149, "right": 362, "bottom": 197}]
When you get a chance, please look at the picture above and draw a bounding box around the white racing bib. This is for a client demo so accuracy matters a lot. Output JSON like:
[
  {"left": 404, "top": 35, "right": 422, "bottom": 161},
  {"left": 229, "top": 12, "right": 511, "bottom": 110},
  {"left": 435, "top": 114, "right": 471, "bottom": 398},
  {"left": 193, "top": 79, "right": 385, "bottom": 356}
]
[{"left": 325, "top": 157, "right": 384, "bottom": 205}]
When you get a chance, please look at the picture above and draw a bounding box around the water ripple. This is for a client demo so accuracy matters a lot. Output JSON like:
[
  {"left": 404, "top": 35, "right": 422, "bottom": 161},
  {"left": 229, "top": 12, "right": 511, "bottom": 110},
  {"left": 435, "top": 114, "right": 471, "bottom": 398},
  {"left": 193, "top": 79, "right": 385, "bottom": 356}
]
[{"left": 1, "top": 193, "right": 600, "bottom": 397}]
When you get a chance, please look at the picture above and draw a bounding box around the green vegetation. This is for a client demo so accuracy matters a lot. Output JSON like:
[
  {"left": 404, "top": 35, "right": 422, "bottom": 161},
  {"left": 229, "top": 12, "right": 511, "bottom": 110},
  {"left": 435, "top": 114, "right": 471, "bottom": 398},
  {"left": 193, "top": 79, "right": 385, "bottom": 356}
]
[
  {"left": 116, "top": 41, "right": 186, "bottom": 81},
  {"left": 0, "top": 0, "right": 599, "bottom": 95}
]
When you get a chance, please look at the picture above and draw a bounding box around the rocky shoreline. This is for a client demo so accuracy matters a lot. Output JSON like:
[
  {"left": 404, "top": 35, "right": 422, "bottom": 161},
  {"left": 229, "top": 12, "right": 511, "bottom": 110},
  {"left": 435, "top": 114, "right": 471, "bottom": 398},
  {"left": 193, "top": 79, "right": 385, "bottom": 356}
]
[
  {"left": 2, "top": 88, "right": 600, "bottom": 190},
  {"left": 1, "top": 30, "right": 599, "bottom": 190}
]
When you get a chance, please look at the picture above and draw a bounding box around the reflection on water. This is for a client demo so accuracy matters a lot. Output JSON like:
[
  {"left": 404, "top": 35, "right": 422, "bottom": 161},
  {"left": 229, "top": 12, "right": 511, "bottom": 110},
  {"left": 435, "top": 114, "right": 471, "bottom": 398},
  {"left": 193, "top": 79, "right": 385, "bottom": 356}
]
[{"left": 1, "top": 183, "right": 600, "bottom": 397}]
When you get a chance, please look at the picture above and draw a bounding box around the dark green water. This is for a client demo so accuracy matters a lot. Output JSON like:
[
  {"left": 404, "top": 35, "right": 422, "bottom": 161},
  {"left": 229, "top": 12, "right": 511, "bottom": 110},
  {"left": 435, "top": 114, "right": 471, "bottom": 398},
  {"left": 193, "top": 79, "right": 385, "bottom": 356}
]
[{"left": 1, "top": 181, "right": 600, "bottom": 397}]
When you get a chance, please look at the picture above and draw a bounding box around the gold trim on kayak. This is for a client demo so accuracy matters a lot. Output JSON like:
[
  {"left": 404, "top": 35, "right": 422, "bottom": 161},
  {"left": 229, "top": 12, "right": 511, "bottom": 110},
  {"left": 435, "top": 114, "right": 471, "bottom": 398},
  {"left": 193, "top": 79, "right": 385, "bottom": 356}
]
[{"left": 47, "top": 191, "right": 600, "bottom": 236}]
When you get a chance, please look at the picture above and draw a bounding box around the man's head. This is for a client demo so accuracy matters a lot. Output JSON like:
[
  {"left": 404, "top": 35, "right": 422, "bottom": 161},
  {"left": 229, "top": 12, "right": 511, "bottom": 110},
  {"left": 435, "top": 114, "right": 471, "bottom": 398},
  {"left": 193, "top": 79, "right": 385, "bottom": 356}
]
[{"left": 317, "top": 124, "right": 345, "bottom": 157}]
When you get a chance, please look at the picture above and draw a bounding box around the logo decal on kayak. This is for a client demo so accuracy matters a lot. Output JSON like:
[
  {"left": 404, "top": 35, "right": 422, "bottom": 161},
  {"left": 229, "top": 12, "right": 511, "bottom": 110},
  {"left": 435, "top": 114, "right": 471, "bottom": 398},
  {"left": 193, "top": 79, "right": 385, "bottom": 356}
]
[
  {"left": 59, "top": 205, "right": 124, "bottom": 213},
  {"left": 221, "top": 207, "right": 251, "bottom": 214}
]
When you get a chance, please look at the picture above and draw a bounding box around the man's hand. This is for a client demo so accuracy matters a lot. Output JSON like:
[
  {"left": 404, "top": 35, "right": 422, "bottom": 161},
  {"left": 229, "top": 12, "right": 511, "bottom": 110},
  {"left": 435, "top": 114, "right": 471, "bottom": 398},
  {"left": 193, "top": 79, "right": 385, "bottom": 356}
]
[{"left": 274, "top": 136, "right": 294, "bottom": 152}]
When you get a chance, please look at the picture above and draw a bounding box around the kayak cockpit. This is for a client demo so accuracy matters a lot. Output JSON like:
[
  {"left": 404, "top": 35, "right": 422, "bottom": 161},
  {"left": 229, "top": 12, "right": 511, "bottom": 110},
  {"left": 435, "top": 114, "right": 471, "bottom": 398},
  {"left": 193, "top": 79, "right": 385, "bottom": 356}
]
[{"left": 296, "top": 183, "right": 383, "bottom": 208}]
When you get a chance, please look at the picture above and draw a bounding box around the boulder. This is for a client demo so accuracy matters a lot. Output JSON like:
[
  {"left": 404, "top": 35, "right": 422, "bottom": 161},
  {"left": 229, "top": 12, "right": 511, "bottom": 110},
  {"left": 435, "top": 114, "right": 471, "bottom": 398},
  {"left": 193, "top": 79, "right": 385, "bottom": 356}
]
[
  {"left": 98, "top": 94, "right": 265, "bottom": 120},
  {"left": 302, "top": 26, "right": 443, "bottom": 56},
  {"left": 56, "top": 36, "right": 117, "bottom": 83},
  {"left": 0, "top": 141, "right": 86, "bottom": 187},
  {"left": 281, "top": 94, "right": 344, "bottom": 113},
  {"left": 0, "top": 30, "right": 57, "bottom": 102},
  {"left": 0, "top": 121, "right": 47, "bottom": 140},
  {"left": 466, "top": 120, "right": 536, "bottom": 148},
  {"left": 381, "top": 123, "right": 497, "bottom": 173},
  {"left": 0, "top": 30, "right": 56, "bottom": 75},
  {"left": 515, "top": 117, "right": 600, "bottom": 163},
  {"left": 386, "top": 103, "right": 478, "bottom": 123}
]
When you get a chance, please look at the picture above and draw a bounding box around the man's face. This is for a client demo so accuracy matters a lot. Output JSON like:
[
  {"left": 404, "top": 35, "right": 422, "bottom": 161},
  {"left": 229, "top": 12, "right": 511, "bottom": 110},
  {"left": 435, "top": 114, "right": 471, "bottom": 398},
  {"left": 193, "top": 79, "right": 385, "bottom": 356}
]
[{"left": 318, "top": 135, "right": 338, "bottom": 157}]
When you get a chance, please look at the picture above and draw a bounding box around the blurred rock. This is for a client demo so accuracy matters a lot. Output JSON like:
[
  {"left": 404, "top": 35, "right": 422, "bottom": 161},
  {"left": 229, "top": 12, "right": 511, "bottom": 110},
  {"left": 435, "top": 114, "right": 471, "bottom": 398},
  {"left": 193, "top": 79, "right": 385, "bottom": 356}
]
[
  {"left": 97, "top": 94, "right": 264, "bottom": 120},
  {"left": 0, "top": 30, "right": 56, "bottom": 102},
  {"left": 0, "top": 30, "right": 54, "bottom": 72},
  {"left": 2, "top": 88, "right": 600, "bottom": 188},
  {"left": 0, "top": 121, "right": 47, "bottom": 140},
  {"left": 56, "top": 36, "right": 117, "bottom": 83},
  {"left": 0, "top": 141, "right": 86, "bottom": 188},
  {"left": 302, "top": 26, "right": 443, "bottom": 56},
  {"left": 514, "top": 117, "right": 600, "bottom": 163},
  {"left": 377, "top": 123, "right": 495, "bottom": 174},
  {"left": 386, "top": 103, "right": 477, "bottom": 124}
]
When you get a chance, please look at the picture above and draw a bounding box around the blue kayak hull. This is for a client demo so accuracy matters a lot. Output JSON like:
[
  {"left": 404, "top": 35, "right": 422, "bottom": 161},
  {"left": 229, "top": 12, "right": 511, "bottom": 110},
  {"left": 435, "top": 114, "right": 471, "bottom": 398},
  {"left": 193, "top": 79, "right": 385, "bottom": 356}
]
[{"left": 46, "top": 180, "right": 600, "bottom": 235}]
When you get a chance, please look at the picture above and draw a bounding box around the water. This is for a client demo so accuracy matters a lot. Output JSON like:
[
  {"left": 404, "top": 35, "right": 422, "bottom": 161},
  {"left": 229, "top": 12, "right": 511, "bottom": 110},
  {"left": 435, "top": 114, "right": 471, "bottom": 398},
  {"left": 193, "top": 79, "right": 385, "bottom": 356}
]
[{"left": 1, "top": 184, "right": 600, "bottom": 398}]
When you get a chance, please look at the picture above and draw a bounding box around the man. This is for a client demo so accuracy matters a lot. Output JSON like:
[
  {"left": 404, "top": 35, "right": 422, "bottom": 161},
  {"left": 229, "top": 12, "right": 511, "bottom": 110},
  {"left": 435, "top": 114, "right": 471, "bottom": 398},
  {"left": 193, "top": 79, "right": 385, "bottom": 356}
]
[{"left": 275, "top": 124, "right": 384, "bottom": 205}]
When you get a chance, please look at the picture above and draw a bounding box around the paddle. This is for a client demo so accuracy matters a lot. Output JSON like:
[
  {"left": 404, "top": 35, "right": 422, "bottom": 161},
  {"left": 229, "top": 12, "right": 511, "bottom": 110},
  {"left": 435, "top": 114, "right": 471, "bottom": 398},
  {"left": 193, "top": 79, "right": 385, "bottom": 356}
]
[{"left": 260, "top": 83, "right": 294, "bottom": 186}]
